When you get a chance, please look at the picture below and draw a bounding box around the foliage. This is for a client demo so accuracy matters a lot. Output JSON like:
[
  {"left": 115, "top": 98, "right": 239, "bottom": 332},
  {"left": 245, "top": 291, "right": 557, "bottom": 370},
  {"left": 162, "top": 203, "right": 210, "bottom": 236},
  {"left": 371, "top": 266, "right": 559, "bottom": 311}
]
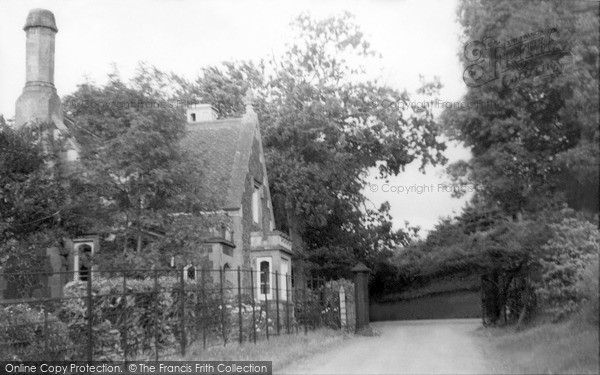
[
  {"left": 388, "top": 215, "right": 488, "bottom": 288},
  {"left": 178, "top": 13, "right": 447, "bottom": 276},
  {"left": 294, "top": 281, "right": 348, "bottom": 331},
  {"left": 384, "top": 210, "right": 555, "bottom": 300},
  {"left": 536, "top": 218, "right": 600, "bottom": 321},
  {"left": 226, "top": 299, "right": 296, "bottom": 344},
  {"left": 1, "top": 261, "right": 347, "bottom": 360},
  {"left": 0, "top": 123, "right": 84, "bottom": 274},
  {"left": 63, "top": 69, "right": 217, "bottom": 262},
  {"left": 0, "top": 304, "right": 71, "bottom": 360},
  {"left": 443, "top": 0, "right": 599, "bottom": 216},
  {"left": 434, "top": 0, "right": 599, "bottom": 325},
  {"left": 0, "top": 122, "right": 56, "bottom": 243},
  {"left": 60, "top": 275, "right": 194, "bottom": 360},
  {"left": 57, "top": 273, "right": 294, "bottom": 360},
  {"left": 370, "top": 260, "right": 402, "bottom": 300}
]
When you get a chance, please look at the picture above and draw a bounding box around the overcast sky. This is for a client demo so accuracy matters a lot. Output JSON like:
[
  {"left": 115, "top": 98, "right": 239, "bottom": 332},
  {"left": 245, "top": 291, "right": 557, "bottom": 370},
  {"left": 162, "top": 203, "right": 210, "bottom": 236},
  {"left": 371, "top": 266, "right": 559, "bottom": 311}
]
[{"left": 0, "top": 0, "right": 473, "bottom": 235}]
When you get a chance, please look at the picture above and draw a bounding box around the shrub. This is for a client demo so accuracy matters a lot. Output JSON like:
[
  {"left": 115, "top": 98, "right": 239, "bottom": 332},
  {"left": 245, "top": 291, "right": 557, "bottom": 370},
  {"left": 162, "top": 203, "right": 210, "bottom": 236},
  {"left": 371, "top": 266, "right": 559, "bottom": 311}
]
[
  {"left": 60, "top": 276, "right": 188, "bottom": 360},
  {"left": 536, "top": 218, "right": 600, "bottom": 321},
  {"left": 370, "top": 261, "right": 406, "bottom": 299},
  {"left": 227, "top": 301, "right": 279, "bottom": 342},
  {"left": 60, "top": 274, "right": 244, "bottom": 360},
  {"left": 0, "top": 304, "right": 71, "bottom": 360},
  {"left": 60, "top": 280, "right": 125, "bottom": 361},
  {"left": 291, "top": 279, "right": 354, "bottom": 332}
]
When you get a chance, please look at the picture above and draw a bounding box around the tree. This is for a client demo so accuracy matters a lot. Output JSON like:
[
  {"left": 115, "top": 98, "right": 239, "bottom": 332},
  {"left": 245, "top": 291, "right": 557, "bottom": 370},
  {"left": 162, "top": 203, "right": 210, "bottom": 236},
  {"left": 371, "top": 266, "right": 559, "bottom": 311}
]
[
  {"left": 185, "top": 13, "right": 447, "bottom": 276},
  {"left": 63, "top": 67, "right": 216, "bottom": 267},
  {"left": 0, "top": 120, "right": 88, "bottom": 277},
  {"left": 442, "top": 0, "right": 599, "bottom": 217},
  {"left": 373, "top": 0, "right": 598, "bottom": 309}
]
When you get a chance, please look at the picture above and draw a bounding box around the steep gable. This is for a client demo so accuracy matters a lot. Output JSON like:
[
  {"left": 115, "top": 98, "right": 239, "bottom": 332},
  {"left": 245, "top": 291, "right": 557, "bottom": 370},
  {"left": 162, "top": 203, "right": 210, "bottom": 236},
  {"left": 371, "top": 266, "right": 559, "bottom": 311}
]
[{"left": 181, "top": 116, "right": 257, "bottom": 210}]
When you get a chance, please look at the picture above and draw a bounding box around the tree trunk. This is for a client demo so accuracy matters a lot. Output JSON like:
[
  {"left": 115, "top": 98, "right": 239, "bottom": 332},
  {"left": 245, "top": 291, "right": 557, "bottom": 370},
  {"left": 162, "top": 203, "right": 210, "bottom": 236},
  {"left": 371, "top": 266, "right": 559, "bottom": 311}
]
[
  {"left": 136, "top": 190, "right": 142, "bottom": 253},
  {"left": 483, "top": 269, "right": 501, "bottom": 325},
  {"left": 515, "top": 305, "right": 528, "bottom": 330},
  {"left": 136, "top": 228, "right": 142, "bottom": 253},
  {"left": 122, "top": 213, "right": 130, "bottom": 254}
]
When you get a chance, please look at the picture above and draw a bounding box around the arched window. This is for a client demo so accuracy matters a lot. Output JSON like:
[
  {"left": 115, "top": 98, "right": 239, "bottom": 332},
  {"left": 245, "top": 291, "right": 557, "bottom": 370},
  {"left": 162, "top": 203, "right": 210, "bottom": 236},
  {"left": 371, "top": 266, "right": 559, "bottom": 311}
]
[
  {"left": 184, "top": 264, "right": 196, "bottom": 281},
  {"left": 187, "top": 266, "right": 196, "bottom": 280}
]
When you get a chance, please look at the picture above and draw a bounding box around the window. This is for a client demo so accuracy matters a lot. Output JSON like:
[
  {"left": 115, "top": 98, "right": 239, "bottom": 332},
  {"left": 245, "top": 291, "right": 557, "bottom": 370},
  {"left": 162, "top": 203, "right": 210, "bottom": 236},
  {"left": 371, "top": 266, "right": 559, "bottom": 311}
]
[
  {"left": 252, "top": 181, "right": 262, "bottom": 225},
  {"left": 256, "top": 257, "right": 272, "bottom": 300},
  {"left": 187, "top": 267, "right": 196, "bottom": 280},
  {"left": 223, "top": 263, "right": 234, "bottom": 284},
  {"left": 260, "top": 261, "right": 270, "bottom": 295},
  {"left": 73, "top": 243, "right": 93, "bottom": 281},
  {"left": 184, "top": 264, "right": 196, "bottom": 281},
  {"left": 190, "top": 113, "right": 196, "bottom": 122}
]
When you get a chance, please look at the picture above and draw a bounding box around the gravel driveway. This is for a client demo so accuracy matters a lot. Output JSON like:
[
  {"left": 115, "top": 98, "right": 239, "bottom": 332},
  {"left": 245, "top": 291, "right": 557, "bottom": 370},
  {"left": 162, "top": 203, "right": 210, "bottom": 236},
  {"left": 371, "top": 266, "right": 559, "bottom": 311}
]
[{"left": 279, "top": 319, "right": 499, "bottom": 375}]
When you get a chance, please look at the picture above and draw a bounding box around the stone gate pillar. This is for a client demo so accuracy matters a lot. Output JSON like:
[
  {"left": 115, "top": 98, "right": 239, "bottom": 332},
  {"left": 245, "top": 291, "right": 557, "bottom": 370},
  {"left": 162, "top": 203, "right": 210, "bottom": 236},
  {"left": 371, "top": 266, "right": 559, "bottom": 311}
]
[{"left": 352, "top": 262, "right": 371, "bottom": 332}]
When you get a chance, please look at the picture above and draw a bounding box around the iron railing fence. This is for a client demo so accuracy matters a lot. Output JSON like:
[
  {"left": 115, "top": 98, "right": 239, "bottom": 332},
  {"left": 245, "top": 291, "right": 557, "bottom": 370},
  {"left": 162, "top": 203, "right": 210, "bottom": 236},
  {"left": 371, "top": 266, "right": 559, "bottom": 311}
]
[{"left": 0, "top": 267, "right": 353, "bottom": 361}]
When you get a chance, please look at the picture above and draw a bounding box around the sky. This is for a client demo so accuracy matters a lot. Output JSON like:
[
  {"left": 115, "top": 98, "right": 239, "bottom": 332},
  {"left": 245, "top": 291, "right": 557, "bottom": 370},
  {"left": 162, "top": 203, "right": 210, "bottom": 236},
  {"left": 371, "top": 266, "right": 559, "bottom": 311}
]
[{"left": 0, "top": 0, "right": 473, "bottom": 236}]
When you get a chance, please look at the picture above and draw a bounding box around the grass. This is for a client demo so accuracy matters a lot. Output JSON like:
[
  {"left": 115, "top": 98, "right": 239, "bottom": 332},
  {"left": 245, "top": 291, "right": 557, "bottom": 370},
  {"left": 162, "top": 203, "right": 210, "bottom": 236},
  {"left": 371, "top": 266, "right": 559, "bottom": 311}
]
[
  {"left": 151, "top": 328, "right": 351, "bottom": 372},
  {"left": 475, "top": 316, "right": 599, "bottom": 374}
]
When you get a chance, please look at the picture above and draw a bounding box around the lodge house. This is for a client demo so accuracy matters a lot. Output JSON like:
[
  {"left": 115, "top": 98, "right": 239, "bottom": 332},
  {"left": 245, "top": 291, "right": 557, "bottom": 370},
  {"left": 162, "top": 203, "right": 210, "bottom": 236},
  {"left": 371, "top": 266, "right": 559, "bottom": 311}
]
[{"left": 1, "top": 8, "right": 292, "bottom": 301}]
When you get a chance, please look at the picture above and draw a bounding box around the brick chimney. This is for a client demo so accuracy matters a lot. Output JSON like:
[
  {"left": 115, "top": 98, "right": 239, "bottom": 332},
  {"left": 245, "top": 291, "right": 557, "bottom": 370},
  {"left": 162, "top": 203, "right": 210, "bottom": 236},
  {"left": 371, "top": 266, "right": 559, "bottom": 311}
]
[{"left": 15, "top": 9, "right": 63, "bottom": 128}]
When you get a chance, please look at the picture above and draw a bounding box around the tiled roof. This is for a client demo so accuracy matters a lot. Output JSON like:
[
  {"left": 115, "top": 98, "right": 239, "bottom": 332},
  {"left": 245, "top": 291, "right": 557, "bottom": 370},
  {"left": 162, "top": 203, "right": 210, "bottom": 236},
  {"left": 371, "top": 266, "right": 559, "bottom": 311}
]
[{"left": 181, "top": 118, "right": 256, "bottom": 210}]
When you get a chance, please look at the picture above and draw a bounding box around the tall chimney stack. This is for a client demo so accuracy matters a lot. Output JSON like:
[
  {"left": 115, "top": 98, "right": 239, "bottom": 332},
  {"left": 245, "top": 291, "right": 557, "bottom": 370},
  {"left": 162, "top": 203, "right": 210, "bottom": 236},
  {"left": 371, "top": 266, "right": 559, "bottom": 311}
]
[{"left": 15, "top": 9, "right": 63, "bottom": 128}]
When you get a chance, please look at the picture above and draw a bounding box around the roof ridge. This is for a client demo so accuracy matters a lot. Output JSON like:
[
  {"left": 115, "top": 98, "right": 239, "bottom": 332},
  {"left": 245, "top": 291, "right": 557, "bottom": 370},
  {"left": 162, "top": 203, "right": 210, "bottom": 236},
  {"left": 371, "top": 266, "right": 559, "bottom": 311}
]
[{"left": 186, "top": 118, "right": 243, "bottom": 127}]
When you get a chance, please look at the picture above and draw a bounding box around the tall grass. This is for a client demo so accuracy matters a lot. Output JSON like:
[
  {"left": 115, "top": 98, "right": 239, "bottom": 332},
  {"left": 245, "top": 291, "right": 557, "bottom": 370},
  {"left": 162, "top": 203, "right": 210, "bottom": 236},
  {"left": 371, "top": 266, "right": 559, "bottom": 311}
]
[
  {"left": 477, "top": 313, "right": 599, "bottom": 374},
  {"left": 476, "top": 250, "right": 599, "bottom": 374},
  {"left": 142, "top": 328, "right": 350, "bottom": 372}
]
